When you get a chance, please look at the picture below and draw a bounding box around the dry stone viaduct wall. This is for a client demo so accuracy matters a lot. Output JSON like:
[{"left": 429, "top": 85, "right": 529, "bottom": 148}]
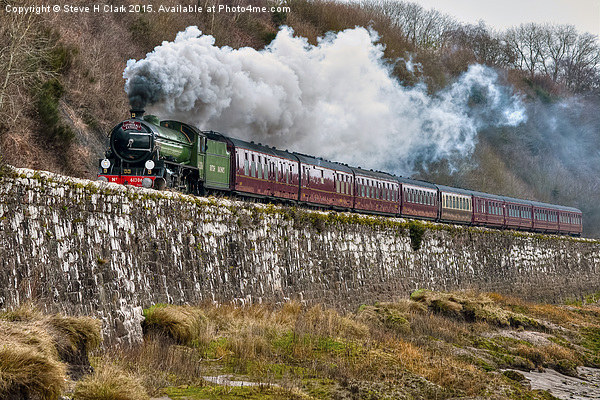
[{"left": 1, "top": 167, "right": 599, "bottom": 344}]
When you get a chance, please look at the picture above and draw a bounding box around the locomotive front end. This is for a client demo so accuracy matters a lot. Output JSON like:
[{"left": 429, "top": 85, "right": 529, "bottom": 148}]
[
  {"left": 98, "top": 110, "right": 162, "bottom": 188},
  {"left": 98, "top": 110, "right": 198, "bottom": 190},
  {"left": 110, "top": 118, "right": 154, "bottom": 164}
]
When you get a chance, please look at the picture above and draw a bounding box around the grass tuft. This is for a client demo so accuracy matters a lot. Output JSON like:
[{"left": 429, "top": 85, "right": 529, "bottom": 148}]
[
  {"left": 410, "top": 289, "right": 547, "bottom": 329},
  {"left": 73, "top": 364, "right": 149, "bottom": 400},
  {"left": 0, "top": 320, "right": 66, "bottom": 399},
  {"left": 142, "top": 304, "right": 207, "bottom": 346}
]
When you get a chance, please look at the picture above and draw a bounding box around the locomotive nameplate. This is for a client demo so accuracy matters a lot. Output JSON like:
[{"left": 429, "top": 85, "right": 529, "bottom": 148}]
[{"left": 122, "top": 121, "right": 142, "bottom": 131}]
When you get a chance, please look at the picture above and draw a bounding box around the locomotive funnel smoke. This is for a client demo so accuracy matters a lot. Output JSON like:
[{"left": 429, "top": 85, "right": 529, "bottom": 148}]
[
  {"left": 124, "top": 26, "right": 526, "bottom": 175},
  {"left": 126, "top": 72, "right": 162, "bottom": 111}
]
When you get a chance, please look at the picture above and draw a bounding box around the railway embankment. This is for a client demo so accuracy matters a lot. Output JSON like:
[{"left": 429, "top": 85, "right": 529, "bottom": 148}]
[{"left": 1, "top": 166, "right": 599, "bottom": 344}]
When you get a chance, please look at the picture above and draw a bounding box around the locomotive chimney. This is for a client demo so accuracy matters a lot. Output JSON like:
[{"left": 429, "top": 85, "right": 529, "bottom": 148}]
[{"left": 130, "top": 109, "right": 145, "bottom": 119}]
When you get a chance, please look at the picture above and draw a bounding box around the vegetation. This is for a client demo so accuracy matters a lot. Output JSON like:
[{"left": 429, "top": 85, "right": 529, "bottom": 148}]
[
  {"left": 1, "top": 292, "right": 599, "bottom": 398},
  {"left": 0, "top": 304, "right": 101, "bottom": 399},
  {"left": 72, "top": 364, "right": 149, "bottom": 400},
  {"left": 99, "top": 292, "right": 600, "bottom": 399}
]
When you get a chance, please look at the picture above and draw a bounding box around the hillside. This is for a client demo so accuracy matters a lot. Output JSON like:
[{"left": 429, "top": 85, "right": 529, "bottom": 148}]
[{"left": 1, "top": 0, "right": 599, "bottom": 235}]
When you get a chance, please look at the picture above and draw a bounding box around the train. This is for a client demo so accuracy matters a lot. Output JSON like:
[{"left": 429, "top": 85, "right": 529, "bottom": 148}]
[{"left": 98, "top": 110, "right": 583, "bottom": 236}]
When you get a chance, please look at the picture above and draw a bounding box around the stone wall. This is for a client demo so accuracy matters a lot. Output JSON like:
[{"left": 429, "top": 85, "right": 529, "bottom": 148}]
[{"left": 1, "top": 167, "right": 599, "bottom": 345}]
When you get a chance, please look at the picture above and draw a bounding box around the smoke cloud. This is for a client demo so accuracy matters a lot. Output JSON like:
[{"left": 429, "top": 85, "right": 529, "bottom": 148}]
[{"left": 124, "top": 26, "right": 526, "bottom": 175}]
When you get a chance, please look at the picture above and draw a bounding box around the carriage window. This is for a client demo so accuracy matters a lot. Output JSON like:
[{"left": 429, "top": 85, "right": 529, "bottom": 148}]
[
  {"left": 321, "top": 170, "right": 325, "bottom": 185},
  {"left": 244, "top": 152, "right": 249, "bottom": 176},
  {"left": 258, "top": 156, "right": 263, "bottom": 178}
]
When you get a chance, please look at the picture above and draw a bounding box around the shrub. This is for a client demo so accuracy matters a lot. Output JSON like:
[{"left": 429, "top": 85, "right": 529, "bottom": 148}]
[
  {"left": 36, "top": 78, "right": 76, "bottom": 147},
  {"left": 408, "top": 221, "right": 426, "bottom": 251}
]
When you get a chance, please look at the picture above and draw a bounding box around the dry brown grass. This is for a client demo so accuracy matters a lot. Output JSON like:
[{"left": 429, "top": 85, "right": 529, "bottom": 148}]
[
  {"left": 73, "top": 364, "right": 149, "bottom": 400},
  {"left": 135, "top": 300, "right": 496, "bottom": 396},
  {"left": 489, "top": 291, "right": 600, "bottom": 329},
  {"left": 47, "top": 314, "right": 102, "bottom": 359},
  {"left": 0, "top": 319, "right": 66, "bottom": 399},
  {"left": 143, "top": 304, "right": 207, "bottom": 345},
  {"left": 0, "top": 304, "right": 102, "bottom": 398},
  {"left": 91, "top": 293, "right": 597, "bottom": 399}
]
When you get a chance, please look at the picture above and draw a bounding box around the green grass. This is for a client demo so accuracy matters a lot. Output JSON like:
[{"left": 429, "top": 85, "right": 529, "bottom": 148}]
[{"left": 165, "top": 385, "right": 310, "bottom": 399}]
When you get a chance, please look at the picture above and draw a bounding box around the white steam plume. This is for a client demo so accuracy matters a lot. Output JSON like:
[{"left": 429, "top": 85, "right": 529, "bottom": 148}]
[{"left": 124, "top": 26, "right": 526, "bottom": 175}]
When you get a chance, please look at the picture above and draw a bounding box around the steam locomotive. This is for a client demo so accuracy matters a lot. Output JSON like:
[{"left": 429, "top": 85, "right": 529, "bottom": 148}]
[{"left": 98, "top": 110, "right": 583, "bottom": 236}]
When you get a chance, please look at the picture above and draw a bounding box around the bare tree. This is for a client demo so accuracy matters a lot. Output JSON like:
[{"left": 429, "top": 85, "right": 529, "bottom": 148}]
[
  {"left": 504, "top": 23, "right": 545, "bottom": 78},
  {"left": 561, "top": 32, "right": 600, "bottom": 92},
  {"left": 503, "top": 22, "right": 600, "bottom": 92},
  {"left": 540, "top": 24, "right": 577, "bottom": 82},
  {"left": 363, "top": 0, "right": 457, "bottom": 49},
  {"left": 0, "top": 11, "right": 56, "bottom": 124},
  {"left": 443, "top": 22, "right": 514, "bottom": 67}
]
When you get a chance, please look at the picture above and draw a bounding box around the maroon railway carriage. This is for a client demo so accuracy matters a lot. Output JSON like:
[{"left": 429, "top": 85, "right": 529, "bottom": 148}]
[
  {"left": 557, "top": 206, "right": 583, "bottom": 235},
  {"left": 350, "top": 168, "right": 399, "bottom": 215},
  {"left": 398, "top": 177, "right": 437, "bottom": 220},
  {"left": 471, "top": 191, "right": 505, "bottom": 227},
  {"left": 530, "top": 201, "right": 582, "bottom": 234},
  {"left": 294, "top": 153, "right": 353, "bottom": 209},
  {"left": 531, "top": 201, "right": 560, "bottom": 233},
  {"left": 503, "top": 196, "right": 533, "bottom": 231},
  {"left": 227, "top": 137, "right": 299, "bottom": 201},
  {"left": 436, "top": 185, "right": 473, "bottom": 224}
]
